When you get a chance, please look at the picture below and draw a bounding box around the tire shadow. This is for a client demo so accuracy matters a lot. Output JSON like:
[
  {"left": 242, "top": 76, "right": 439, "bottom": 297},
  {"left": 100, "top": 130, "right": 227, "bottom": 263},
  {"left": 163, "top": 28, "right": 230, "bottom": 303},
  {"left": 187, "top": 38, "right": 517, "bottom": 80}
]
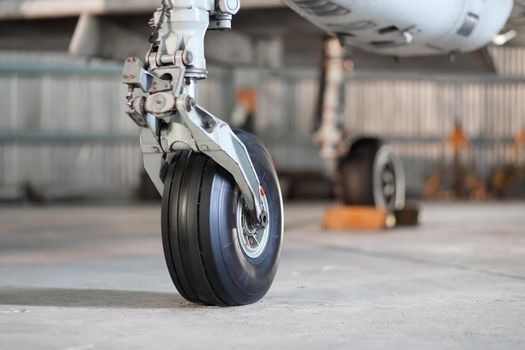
[{"left": 0, "top": 287, "right": 202, "bottom": 309}]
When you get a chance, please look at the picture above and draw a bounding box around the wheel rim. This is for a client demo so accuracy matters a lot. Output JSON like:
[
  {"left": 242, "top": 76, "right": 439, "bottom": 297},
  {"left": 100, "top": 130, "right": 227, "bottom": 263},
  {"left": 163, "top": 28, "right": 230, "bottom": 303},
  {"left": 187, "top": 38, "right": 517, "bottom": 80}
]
[
  {"left": 381, "top": 161, "right": 397, "bottom": 209},
  {"left": 373, "top": 146, "right": 406, "bottom": 212},
  {"left": 235, "top": 190, "right": 271, "bottom": 259}
]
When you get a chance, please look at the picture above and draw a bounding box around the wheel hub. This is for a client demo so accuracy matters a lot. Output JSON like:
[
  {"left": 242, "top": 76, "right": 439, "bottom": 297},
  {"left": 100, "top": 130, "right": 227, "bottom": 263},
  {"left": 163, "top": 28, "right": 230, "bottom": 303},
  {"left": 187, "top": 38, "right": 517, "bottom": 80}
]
[
  {"left": 236, "top": 191, "right": 270, "bottom": 259},
  {"left": 373, "top": 146, "right": 406, "bottom": 213},
  {"left": 381, "top": 161, "right": 397, "bottom": 208}
]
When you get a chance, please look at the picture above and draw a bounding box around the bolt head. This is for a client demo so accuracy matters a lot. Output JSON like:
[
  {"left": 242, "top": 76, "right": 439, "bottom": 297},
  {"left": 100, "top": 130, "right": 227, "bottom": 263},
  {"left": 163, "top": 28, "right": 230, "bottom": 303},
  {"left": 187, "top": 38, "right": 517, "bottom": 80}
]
[
  {"left": 259, "top": 211, "right": 269, "bottom": 228},
  {"left": 185, "top": 96, "right": 196, "bottom": 112},
  {"left": 202, "top": 119, "right": 215, "bottom": 130},
  {"left": 183, "top": 51, "right": 194, "bottom": 66},
  {"left": 154, "top": 95, "right": 166, "bottom": 107}
]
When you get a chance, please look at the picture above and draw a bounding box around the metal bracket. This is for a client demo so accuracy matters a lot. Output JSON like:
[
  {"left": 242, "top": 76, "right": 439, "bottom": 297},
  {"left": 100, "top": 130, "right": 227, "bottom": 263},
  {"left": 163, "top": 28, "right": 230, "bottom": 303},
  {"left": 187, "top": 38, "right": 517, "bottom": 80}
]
[
  {"left": 175, "top": 95, "right": 268, "bottom": 225},
  {"left": 140, "top": 128, "right": 165, "bottom": 194},
  {"left": 122, "top": 57, "right": 171, "bottom": 93},
  {"left": 147, "top": 50, "right": 187, "bottom": 94}
]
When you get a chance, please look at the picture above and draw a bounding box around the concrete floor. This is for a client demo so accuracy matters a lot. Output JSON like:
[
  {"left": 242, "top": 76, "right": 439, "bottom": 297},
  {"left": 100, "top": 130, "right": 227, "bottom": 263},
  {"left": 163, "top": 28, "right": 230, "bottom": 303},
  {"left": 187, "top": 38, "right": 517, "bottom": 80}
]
[{"left": 0, "top": 202, "right": 524, "bottom": 349}]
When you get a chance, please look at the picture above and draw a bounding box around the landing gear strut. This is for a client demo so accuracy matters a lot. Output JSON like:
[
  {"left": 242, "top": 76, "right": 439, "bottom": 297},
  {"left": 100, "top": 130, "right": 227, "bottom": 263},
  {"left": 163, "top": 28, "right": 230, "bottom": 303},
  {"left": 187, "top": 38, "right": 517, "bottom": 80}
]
[
  {"left": 122, "top": 0, "right": 283, "bottom": 306},
  {"left": 316, "top": 37, "right": 406, "bottom": 213}
]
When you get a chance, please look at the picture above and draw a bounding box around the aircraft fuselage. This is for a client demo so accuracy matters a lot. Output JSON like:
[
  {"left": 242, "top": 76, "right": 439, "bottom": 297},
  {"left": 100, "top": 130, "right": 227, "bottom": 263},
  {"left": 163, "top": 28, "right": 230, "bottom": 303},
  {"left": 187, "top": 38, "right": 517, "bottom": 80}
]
[{"left": 282, "top": 0, "right": 513, "bottom": 56}]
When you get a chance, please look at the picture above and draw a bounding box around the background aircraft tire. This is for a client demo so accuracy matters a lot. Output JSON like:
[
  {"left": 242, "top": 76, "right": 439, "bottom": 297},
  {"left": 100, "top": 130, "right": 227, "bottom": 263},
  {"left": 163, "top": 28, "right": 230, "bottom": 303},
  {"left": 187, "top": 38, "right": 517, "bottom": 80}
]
[{"left": 338, "top": 137, "right": 406, "bottom": 213}]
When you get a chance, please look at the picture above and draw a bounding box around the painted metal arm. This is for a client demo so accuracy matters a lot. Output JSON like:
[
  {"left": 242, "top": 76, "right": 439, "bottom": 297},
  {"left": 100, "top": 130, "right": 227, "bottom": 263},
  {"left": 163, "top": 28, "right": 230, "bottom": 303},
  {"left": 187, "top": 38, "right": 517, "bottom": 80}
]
[{"left": 177, "top": 99, "right": 268, "bottom": 225}]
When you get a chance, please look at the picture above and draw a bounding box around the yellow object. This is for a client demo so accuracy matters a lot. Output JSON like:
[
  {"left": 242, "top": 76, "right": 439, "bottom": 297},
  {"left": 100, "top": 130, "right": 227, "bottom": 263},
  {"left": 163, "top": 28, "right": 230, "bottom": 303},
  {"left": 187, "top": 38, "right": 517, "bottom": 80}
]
[{"left": 324, "top": 206, "right": 388, "bottom": 231}]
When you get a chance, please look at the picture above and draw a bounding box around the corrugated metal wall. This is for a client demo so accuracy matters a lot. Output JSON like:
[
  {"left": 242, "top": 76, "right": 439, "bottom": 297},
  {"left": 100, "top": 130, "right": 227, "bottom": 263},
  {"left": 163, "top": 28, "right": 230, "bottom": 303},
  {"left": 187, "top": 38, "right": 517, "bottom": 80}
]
[
  {"left": 490, "top": 46, "right": 525, "bottom": 77},
  {"left": 0, "top": 53, "right": 231, "bottom": 199},
  {"left": 343, "top": 78, "right": 525, "bottom": 194},
  {"left": 1, "top": 48, "right": 524, "bottom": 199},
  {"left": 0, "top": 59, "right": 136, "bottom": 198}
]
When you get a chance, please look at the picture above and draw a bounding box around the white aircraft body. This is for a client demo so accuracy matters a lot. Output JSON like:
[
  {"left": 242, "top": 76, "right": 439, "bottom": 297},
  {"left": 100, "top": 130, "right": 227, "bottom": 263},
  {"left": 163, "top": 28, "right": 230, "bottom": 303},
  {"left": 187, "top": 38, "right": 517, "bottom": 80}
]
[{"left": 284, "top": 0, "right": 513, "bottom": 56}]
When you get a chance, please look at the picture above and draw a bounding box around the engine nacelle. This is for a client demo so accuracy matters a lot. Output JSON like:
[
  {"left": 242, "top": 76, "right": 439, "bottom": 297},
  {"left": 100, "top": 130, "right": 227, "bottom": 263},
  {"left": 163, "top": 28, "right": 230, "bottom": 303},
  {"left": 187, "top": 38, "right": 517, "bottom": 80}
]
[{"left": 283, "top": 0, "right": 513, "bottom": 56}]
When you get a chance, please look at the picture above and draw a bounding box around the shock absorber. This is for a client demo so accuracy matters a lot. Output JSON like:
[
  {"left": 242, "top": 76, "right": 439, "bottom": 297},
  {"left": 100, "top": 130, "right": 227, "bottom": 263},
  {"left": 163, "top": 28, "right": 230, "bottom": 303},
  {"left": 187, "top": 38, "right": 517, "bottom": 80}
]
[{"left": 121, "top": 0, "right": 268, "bottom": 227}]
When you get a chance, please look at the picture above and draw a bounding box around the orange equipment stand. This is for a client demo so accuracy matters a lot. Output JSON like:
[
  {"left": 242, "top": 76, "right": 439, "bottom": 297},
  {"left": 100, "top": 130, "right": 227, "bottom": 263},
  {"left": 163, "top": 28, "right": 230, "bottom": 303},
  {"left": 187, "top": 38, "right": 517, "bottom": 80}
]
[
  {"left": 324, "top": 207, "right": 389, "bottom": 231},
  {"left": 323, "top": 205, "right": 420, "bottom": 232}
]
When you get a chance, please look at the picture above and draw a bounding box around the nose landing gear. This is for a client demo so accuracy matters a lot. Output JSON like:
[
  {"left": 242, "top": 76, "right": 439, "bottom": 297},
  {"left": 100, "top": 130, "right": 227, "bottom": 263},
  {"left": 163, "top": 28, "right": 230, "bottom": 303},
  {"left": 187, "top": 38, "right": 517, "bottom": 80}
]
[{"left": 122, "top": 1, "right": 283, "bottom": 306}]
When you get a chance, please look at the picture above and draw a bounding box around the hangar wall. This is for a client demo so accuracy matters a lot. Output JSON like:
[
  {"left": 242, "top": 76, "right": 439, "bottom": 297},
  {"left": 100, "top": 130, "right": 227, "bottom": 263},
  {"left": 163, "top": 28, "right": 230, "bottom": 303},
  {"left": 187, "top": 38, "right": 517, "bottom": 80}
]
[
  {"left": 257, "top": 74, "right": 525, "bottom": 196},
  {"left": 0, "top": 53, "right": 232, "bottom": 199},
  {"left": 1, "top": 48, "right": 524, "bottom": 199}
]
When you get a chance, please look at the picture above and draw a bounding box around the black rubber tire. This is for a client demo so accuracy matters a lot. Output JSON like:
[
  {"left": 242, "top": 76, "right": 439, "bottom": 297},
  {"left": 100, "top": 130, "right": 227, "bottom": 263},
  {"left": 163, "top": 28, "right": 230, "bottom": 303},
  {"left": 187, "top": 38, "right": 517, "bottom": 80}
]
[
  {"left": 339, "top": 138, "right": 381, "bottom": 207},
  {"left": 161, "top": 131, "right": 283, "bottom": 306},
  {"left": 338, "top": 137, "right": 405, "bottom": 212}
]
